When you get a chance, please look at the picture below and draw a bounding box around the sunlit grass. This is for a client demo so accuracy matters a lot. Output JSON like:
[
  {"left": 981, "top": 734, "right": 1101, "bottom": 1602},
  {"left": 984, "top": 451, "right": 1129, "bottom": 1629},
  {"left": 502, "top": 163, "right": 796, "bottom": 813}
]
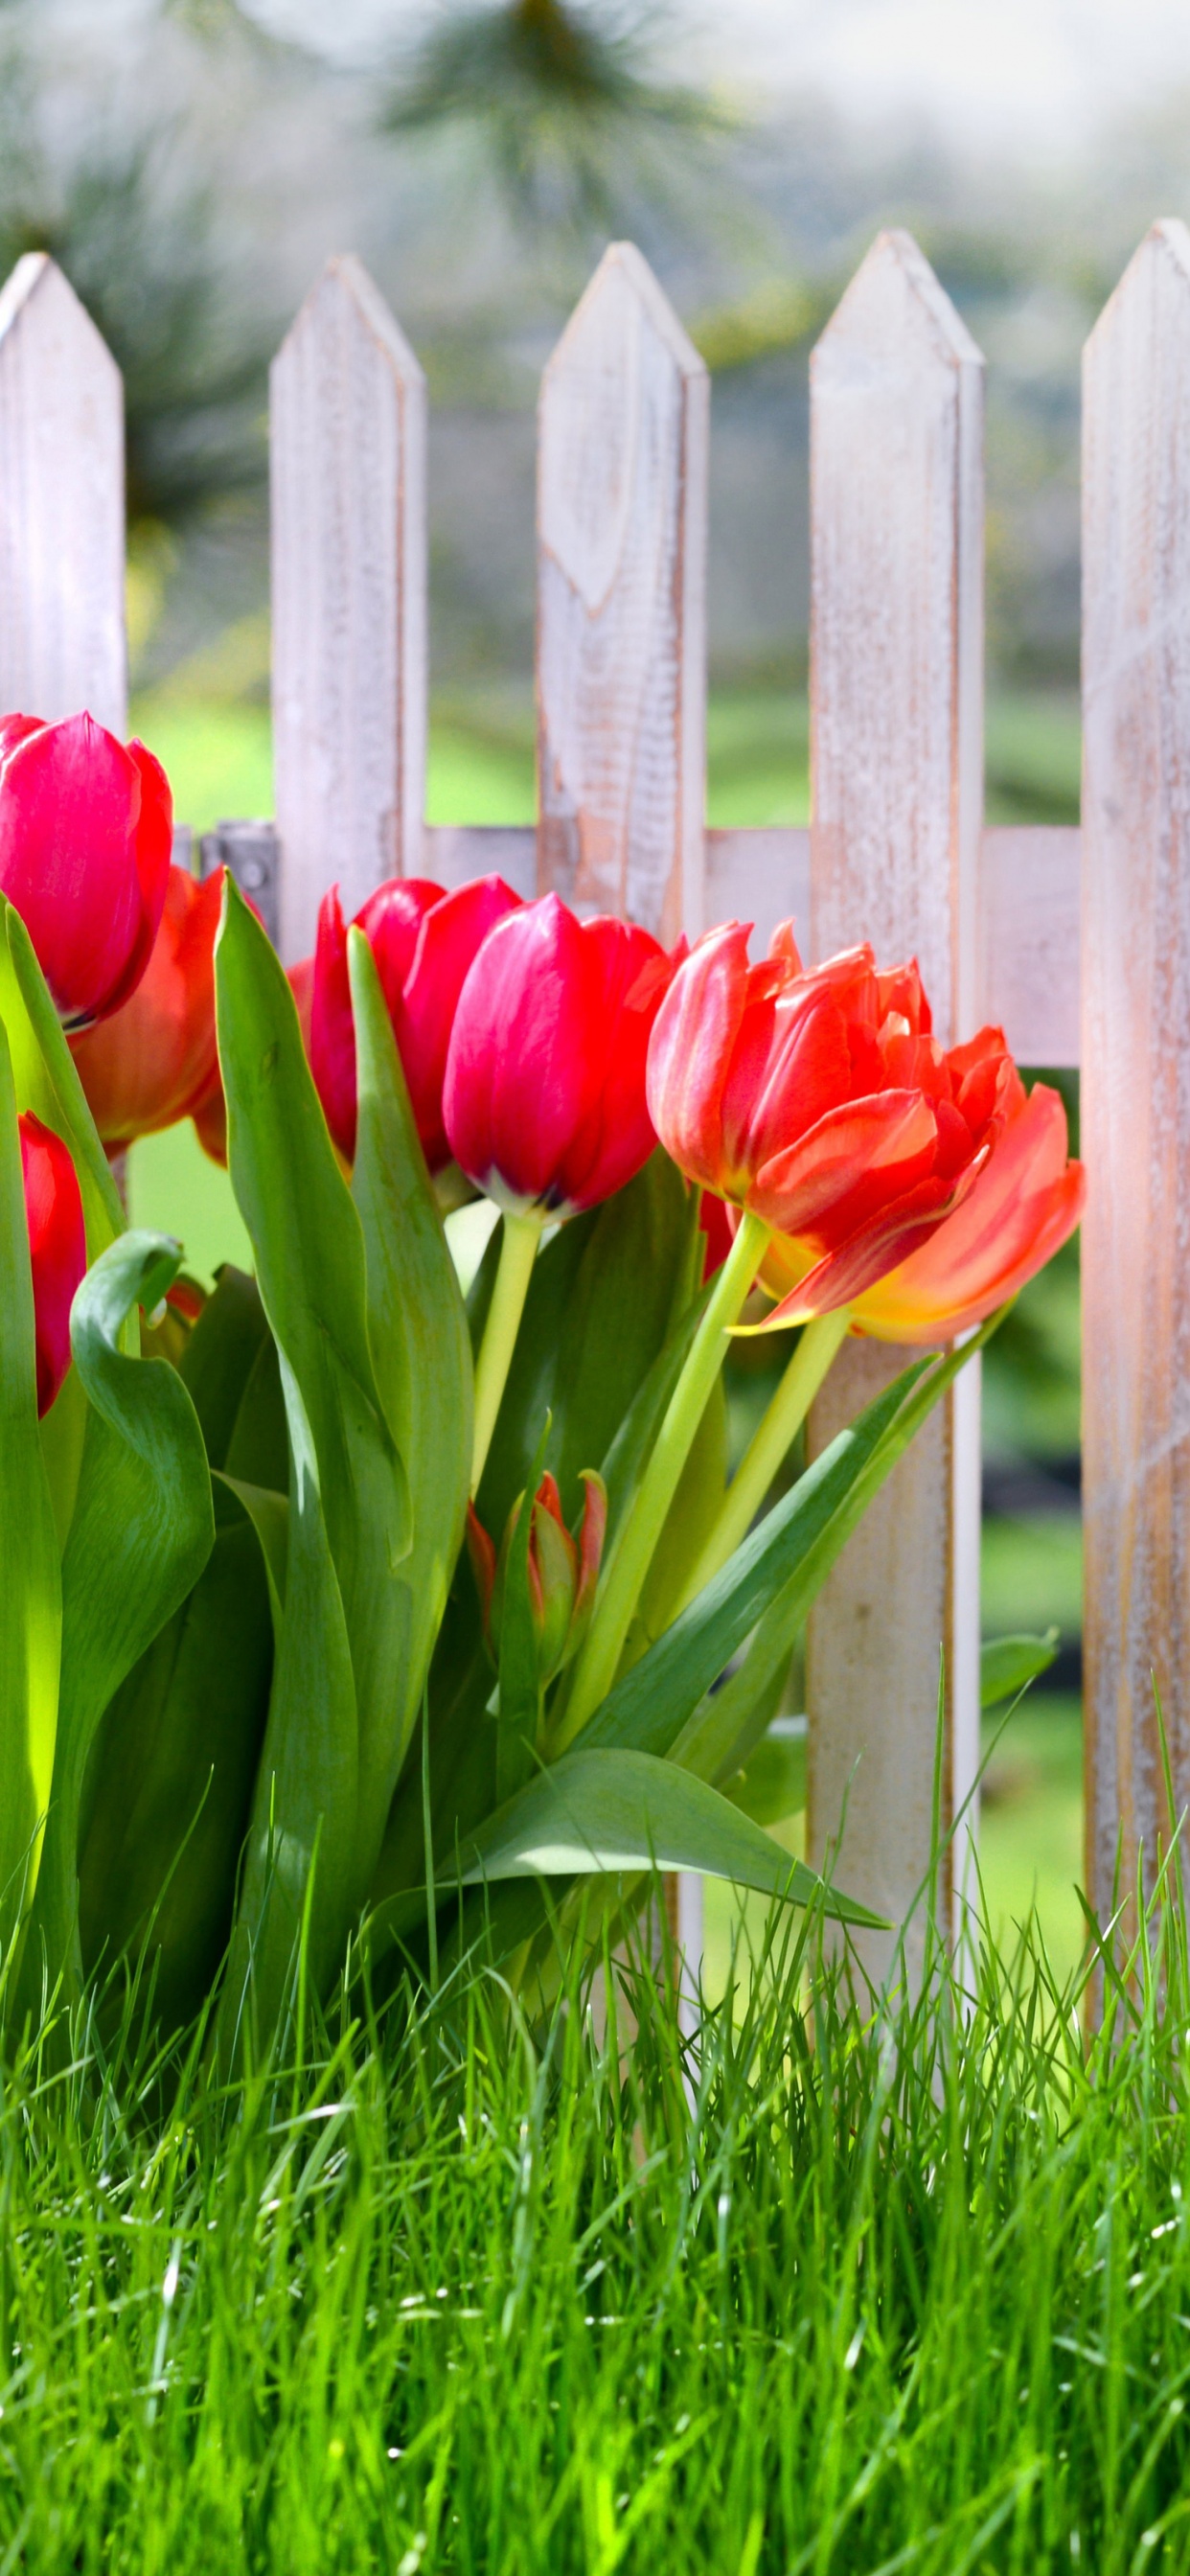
[{"left": 0, "top": 1869, "right": 1186, "bottom": 2567}]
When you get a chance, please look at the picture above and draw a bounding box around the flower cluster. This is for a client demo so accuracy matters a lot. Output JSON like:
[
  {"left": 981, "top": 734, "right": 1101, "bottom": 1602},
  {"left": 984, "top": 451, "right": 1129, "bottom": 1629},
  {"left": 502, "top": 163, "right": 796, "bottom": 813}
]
[{"left": 0, "top": 704, "right": 1085, "bottom": 1438}]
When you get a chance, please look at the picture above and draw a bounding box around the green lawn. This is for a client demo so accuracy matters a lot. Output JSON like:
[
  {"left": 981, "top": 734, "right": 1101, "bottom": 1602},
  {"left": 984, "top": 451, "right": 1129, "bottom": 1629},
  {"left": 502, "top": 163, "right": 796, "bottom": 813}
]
[{"left": 1, "top": 1875, "right": 1187, "bottom": 2568}]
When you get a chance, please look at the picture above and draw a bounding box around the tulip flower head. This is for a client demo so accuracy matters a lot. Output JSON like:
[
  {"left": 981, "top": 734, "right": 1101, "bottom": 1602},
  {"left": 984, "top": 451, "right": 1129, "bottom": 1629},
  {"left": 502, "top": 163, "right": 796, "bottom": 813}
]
[
  {"left": 648, "top": 921, "right": 1029, "bottom": 1323},
  {"left": 310, "top": 873, "right": 523, "bottom": 1168},
  {"left": 19, "top": 1113, "right": 85, "bottom": 1415},
  {"left": 771, "top": 1067, "right": 1085, "bottom": 1346},
  {"left": 0, "top": 713, "right": 172, "bottom": 1028},
  {"left": 69, "top": 864, "right": 223, "bottom": 1154},
  {"left": 445, "top": 892, "right": 676, "bottom": 1219},
  {"left": 467, "top": 1469, "right": 607, "bottom": 1690}
]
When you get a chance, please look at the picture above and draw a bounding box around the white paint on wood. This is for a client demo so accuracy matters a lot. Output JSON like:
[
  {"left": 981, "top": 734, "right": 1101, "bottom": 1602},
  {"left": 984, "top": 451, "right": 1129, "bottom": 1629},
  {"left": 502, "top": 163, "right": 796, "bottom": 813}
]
[
  {"left": 806, "top": 230, "right": 985, "bottom": 1978},
  {"left": 347, "top": 816, "right": 1085, "bottom": 1062},
  {"left": 537, "top": 242, "right": 708, "bottom": 946},
  {"left": 979, "top": 826, "right": 1080, "bottom": 1067},
  {"left": 0, "top": 254, "right": 126, "bottom": 732},
  {"left": 270, "top": 255, "right": 426, "bottom": 963},
  {"left": 1082, "top": 219, "right": 1190, "bottom": 1920}
]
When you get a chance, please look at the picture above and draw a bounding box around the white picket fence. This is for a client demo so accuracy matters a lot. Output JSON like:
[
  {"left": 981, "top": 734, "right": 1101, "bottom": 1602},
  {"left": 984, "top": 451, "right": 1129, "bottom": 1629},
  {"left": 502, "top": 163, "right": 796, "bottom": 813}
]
[{"left": 1, "top": 218, "right": 1181, "bottom": 1970}]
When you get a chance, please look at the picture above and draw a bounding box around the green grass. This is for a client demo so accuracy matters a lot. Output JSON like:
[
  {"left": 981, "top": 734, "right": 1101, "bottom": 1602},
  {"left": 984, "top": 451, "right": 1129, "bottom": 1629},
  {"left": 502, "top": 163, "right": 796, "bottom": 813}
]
[{"left": 1, "top": 1874, "right": 1189, "bottom": 2569}]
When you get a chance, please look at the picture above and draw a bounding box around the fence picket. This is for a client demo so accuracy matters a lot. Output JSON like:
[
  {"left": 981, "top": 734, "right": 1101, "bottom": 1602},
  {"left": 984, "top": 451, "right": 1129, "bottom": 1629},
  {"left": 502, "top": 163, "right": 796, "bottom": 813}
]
[
  {"left": 1082, "top": 220, "right": 1190, "bottom": 1920},
  {"left": 537, "top": 242, "right": 708, "bottom": 945},
  {"left": 805, "top": 231, "right": 984, "bottom": 1976},
  {"left": 270, "top": 255, "right": 426, "bottom": 963},
  {"left": 0, "top": 254, "right": 126, "bottom": 733}
]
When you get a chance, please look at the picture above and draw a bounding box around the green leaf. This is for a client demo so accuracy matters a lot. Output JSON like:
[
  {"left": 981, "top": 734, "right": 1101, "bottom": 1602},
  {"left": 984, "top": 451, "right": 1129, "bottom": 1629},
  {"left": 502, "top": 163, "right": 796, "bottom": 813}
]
[
  {"left": 477, "top": 1152, "right": 698, "bottom": 1537},
  {"left": 0, "top": 1022, "right": 61, "bottom": 1947},
  {"left": 980, "top": 1629, "right": 1060, "bottom": 1709},
  {"left": 17, "top": 1231, "right": 216, "bottom": 2016},
  {"left": 591, "top": 1317, "right": 1003, "bottom": 1775},
  {"left": 215, "top": 881, "right": 409, "bottom": 2034},
  {"left": 78, "top": 1481, "right": 274, "bottom": 2035},
  {"left": 456, "top": 1747, "right": 880, "bottom": 1925},
  {"left": 0, "top": 899, "right": 124, "bottom": 1259},
  {"left": 495, "top": 1418, "right": 552, "bottom": 1805},
  {"left": 348, "top": 930, "right": 471, "bottom": 1817},
  {"left": 726, "top": 1728, "right": 807, "bottom": 1828},
  {"left": 178, "top": 1264, "right": 275, "bottom": 1470}
]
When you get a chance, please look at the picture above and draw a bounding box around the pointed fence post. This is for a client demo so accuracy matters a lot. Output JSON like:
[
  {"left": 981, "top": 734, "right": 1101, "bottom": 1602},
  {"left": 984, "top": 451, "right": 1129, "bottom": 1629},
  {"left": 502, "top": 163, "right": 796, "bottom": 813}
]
[
  {"left": 1082, "top": 221, "right": 1190, "bottom": 1922},
  {"left": 537, "top": 243, "right": 709, "bottom": 1978},
  {"left": 0, "top": 254, "right": 126, "bottom": 731},
  {"left": 537, "top": 241, "right": 708, "bottom": 947},
  {"left": 805, "top": 231, "right": 984, "bottom": 1980},
  {"left": 270, "top": 255, "right": 427, "bottom": 963}
]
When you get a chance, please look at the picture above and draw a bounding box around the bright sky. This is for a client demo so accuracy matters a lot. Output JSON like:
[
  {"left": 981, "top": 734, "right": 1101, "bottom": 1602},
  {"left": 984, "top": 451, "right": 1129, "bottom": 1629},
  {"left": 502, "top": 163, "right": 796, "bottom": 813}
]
[{"left": 257, "top": 0, "right": 1190, "bottom": 162}]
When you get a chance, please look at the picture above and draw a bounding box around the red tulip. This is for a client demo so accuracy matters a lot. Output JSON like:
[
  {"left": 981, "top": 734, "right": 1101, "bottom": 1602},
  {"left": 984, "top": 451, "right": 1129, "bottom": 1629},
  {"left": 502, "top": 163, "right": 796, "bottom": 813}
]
[
  {"left": 309, "top": 873, "right": 522, "bottom": 1168},
  {"left": 0, "top": 713, "right": 172, "bottom": 1028},
  {"left": 19, "top": 1112, "right": 85, "bottom": 1416},
  {"left": 647, "top": 921, "right": 1020, "bottom": 1322},
  {"left": 467, "top": 1469, "right": 607, "bottom": 1687},
  {"left": 68, "top": 865, "right": 223, "bottom": 1153},
  {"left": 777, "top": 1071, "right": 1084, "bottom": 1346},
  {"left": 444, "top": 892, "right": 676, "bottom": 1218}
]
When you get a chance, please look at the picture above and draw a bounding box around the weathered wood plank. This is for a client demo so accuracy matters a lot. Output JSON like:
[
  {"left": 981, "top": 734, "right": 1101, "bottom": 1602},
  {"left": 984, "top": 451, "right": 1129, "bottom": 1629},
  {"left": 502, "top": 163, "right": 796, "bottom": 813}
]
[
  {"left": 805, "top": 230, "right": 985, "bottom": 1977},
  {"left": 979, "top": 826, "right": 1080, "bottom": 1067},
  {"left": 1082, "top": 220, "right": 1190, "bottom": 1920},
  {"left": 0, "top": 254, "right": 126, "bottom": 731},
  {"left": 537, "top": 242, "right": 708, "bottom": 945},
  {"left": 270, "top": 255, "right": 426, "bottom": 963}
]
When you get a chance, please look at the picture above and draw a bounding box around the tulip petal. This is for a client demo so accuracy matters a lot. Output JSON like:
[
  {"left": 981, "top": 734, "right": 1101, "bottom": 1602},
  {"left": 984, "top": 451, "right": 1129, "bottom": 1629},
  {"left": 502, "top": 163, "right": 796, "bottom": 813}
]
[
  {"left": 19, "top": 1112, "right": 86, "bottom": 1416},
  {"left": 646, "top": 920, "right": 754, "bottom": 1192},
  {"left": 0, "top": 715, "right": 172, "bottom": 1025},
  {"left": 445, "top": 894, "right": 606, "bottom": 1210},
  {"left": 69, "top": 864, "right": 222, "bottom": 1148},
  {"left": 397, "top": 875, "right": 522, "bottom": 1169},
  {"left": 749, "top": 1090, "right": 940, "bottom": 1237}
]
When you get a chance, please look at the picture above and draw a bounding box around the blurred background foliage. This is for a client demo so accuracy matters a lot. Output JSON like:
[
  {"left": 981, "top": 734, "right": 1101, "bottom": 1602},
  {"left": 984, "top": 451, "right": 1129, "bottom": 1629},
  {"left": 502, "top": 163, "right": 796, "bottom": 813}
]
[{"left": 1, "top": 0, "right": 1151, "bottom": 1957}]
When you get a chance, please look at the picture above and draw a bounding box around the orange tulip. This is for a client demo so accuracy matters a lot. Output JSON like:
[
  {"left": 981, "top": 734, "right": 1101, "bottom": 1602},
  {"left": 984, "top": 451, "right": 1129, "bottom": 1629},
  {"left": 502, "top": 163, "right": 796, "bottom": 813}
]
[
  {"left": 648, "top": 920, "right": 1020, "bottom": 1322},
  {"left": 69, "top": 864, "right": 223, "bottom": 1154},
  {"left": 759, "top": 1070, "right": 1085, "bottom": 1346}
]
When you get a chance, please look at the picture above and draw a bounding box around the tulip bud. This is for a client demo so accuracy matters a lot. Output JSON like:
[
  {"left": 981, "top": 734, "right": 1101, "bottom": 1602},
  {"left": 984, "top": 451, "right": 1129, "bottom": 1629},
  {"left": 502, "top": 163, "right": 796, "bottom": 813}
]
[
  {"left": 0, "top": 712, "right": 172, "bottom": 1028},
  {"left": 467, "top": 1469, "right": 607, "bottom": 1690},
  {"left": 19, "top": 1113, "right": 85, "bottom": 1416},
  {"left": 309, "top": 873, "right": 522, "bottom": 1167},
  {"left": 69, "top": 864, "right": 222, "bottom": 1153},
  {"left": 444, "top": 893, "right": 677, "bottom": 1219}
]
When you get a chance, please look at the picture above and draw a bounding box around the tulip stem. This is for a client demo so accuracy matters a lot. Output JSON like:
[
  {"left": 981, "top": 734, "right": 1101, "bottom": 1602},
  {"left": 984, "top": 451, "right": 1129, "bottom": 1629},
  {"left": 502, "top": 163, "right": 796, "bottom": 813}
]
[
  {"left": 674, "top": 1305, "right": 853, "bottom": 1616},
  {"left": 470, "top": 1210, "right": 543, "bottom": 1493},
  {"left": 554, "top": 1207, "right": 771, "bottom": 1751}
]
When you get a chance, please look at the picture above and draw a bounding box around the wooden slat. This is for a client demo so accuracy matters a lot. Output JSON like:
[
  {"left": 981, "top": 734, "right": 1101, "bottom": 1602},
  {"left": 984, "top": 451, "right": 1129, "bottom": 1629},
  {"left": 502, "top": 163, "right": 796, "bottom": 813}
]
[
  {"left": 537, "top": 242, "right": 708, "bottom": 945},
  {"left": 0, "top": 254, "right": 126, "bottom": 732},
  {"left": 805, "top": 230, "right": 985, "bottom": 1979},
  {"left": 1082, "top": 220, "right": 1190, "bottom": 1920},
  {"left": 270, "top": 255, "right": 426, "bottom": 963},
  {"left": 979, "top": 826, "right": 1080, "bottom": 1067}
]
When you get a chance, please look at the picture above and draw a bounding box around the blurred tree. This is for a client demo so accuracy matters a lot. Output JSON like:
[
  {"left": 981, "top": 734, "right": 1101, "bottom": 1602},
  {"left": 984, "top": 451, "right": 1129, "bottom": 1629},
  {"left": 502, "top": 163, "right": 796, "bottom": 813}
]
[
  {"left": 380, "top": 0, "right": 727, "bottom": 235},
  {"left": 0, "top": 3, "right": 277, "bottom": 542}
]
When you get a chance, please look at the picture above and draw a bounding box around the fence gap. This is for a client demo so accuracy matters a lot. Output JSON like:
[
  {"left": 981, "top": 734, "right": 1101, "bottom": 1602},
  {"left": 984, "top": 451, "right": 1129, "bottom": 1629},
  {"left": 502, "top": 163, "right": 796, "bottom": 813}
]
[
  {"left": 0, "top": 254, "right": 126, "bottom": 734},
  {"left": 805, "top": 229, "right": 985, "bottom": 1980},
  {"left": 1082, "top": 218, "right": 1190, "bottom": 1920},
  {"left": 270, "top": 254, "right": 426, "bottom": 963},
  {"left": 537, "top": 241, "right": 708, "bottom": 947}
]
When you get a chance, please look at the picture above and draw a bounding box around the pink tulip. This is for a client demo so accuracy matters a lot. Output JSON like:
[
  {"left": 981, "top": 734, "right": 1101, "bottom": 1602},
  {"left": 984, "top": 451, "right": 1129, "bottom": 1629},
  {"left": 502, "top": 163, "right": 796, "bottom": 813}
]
[
  {"left": 309, "top": 873, "right": 522, "bottom": 1167},
  {"left": 0, "top": 713, "right": 172, "bottom": 1027},
  {"left": 444, "top": 893, "right": 675, "bottom": 1218}
]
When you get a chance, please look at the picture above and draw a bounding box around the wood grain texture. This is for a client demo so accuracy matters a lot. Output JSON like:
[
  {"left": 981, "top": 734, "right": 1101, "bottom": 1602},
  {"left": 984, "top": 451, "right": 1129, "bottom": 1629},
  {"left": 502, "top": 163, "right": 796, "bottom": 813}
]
[
  {"left": 979, "top": 826, "right": 1080, "bottom": 1067},
  {"left": 270, "top": 256, "right": 426, "bottom": 963},
  {"left": 354, "top": 819, "right": 1083, "bottom": 1058},
  {"left": 1082, "top": 220, "right": 1190, "bottom": 1919},
  {"left": 806, "top": 231, "right": 985, "bottom": 1976},
  {"left": 537, "top": 242, "right": 708, "bottom": 945},
  {"left": 0, "top": 254, "right": 126, "bottom": 731}
]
